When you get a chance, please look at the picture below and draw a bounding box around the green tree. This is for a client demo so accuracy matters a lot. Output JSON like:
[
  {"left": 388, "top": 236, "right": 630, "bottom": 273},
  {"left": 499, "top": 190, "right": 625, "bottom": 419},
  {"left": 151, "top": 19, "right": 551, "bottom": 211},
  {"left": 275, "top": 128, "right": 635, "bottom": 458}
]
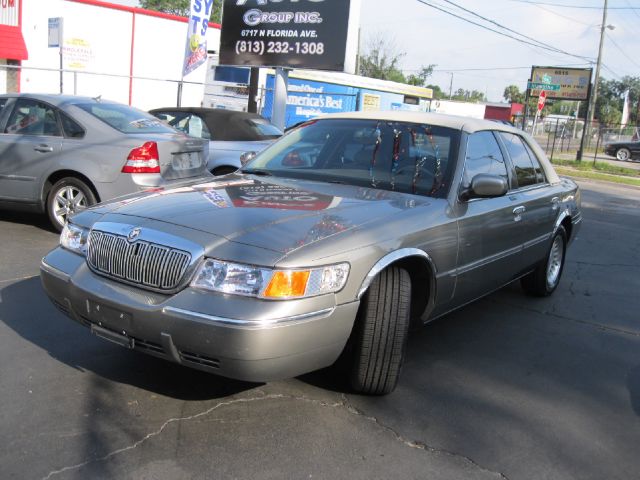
[
  {"left": 406, "top": 65, "right": 436, "bottom": 87},
  {"left": 426, "top": 84, "right": 445, "bottom": 100},
  {"left": 358, "top": 36, "right": 406, "bottom": 83},
  {"left": 140, "top": 0, "right": 222, "bottom": 23},
  {"left": 503, "top": 85, "right": 525, "bottom": 104},
  {"left": 451, "top": 88, "right": 485, "bottom": 103}
]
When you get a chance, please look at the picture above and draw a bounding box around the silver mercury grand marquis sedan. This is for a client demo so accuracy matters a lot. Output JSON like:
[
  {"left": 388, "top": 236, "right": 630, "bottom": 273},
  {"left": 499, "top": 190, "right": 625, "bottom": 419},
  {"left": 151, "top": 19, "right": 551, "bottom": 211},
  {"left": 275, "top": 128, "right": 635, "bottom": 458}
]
[{"left": 41, "top": 111, "right": 582, "bottom": 395}]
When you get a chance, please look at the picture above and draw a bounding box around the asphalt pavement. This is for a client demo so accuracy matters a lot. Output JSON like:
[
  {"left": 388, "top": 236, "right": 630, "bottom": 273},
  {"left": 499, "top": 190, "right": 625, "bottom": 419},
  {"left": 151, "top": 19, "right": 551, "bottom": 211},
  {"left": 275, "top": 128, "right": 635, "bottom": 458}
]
[{"left": 1, "top": 179, "right": 639, "bottom": 480}]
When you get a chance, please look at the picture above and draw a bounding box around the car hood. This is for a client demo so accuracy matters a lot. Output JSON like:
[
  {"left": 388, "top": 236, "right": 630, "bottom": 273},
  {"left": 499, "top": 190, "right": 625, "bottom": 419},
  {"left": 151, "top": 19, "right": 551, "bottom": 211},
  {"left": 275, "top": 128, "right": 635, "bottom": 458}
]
[{"left": 84, "top": 174, "right": 432, "bottom": 256}]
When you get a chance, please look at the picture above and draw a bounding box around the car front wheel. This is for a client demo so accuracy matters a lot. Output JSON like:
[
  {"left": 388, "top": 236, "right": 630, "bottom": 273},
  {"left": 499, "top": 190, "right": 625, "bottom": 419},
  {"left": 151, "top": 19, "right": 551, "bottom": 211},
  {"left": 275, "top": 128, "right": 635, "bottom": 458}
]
[
  {"left": 521, "top": 226, "right": 567, "bottom": 296},
  {"left": 616, "top": 148, "right": 631, "bottom": 161},
  {"left": 47, "top": 177, "right": 97, "bottom": 232},
  {"left": 350, "top": 266, "right": 411, "bottom": 395}
]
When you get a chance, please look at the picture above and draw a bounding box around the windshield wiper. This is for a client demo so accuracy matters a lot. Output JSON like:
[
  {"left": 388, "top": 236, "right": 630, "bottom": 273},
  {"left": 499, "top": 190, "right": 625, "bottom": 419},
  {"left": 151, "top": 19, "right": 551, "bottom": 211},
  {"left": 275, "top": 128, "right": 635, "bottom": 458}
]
[{"left": 241, "top": 168, "right": 272, "bottom": 176}]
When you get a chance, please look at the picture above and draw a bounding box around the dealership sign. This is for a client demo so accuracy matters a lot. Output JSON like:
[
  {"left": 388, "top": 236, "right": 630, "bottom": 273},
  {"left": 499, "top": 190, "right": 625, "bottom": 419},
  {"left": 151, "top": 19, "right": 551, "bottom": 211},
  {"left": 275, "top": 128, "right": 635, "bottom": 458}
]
[
  {"left": 219, "top": 0, "right": 361, "bottom": 73},
  {"left": 529, "top": 66, "right": 593, "bottom": 101}
]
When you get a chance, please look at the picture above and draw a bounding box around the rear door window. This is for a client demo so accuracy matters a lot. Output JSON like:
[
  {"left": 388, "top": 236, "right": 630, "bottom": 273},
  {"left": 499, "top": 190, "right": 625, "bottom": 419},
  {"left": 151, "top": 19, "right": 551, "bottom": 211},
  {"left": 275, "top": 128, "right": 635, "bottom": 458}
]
[
  {"left": 4, "top": 98, "right": 61, "bottom": 137},
  {"left": 499, "top": 132, "right": 538, "bottom": 188},
  {"left": 77, "top": 102, "right": 175, "bottom": 134}
]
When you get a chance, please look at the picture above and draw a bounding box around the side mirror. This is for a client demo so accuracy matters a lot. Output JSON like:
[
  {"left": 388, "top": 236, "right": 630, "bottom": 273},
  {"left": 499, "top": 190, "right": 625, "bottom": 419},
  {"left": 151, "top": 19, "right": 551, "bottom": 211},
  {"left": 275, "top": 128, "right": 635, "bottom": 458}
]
[{"left": 460, "top": 174, "right": 508, "bottom": 201}]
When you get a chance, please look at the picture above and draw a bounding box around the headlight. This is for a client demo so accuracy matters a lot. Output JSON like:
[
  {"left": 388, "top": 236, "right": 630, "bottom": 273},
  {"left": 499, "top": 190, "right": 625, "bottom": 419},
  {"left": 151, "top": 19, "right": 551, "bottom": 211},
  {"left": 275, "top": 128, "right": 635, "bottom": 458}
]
[
  {"left": 191, "top": 259, "right": 349, "bottom": 299},
  {"left": 60, "top": 223, "right": 89, "bottom": 256}
]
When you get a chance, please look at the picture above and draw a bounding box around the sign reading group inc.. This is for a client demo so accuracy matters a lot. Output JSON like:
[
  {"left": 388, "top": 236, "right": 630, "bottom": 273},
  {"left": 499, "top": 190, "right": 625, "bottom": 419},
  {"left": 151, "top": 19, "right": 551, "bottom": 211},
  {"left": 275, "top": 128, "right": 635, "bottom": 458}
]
[{"left": 220, "top": 0, "right": 360, "bottom": 73}]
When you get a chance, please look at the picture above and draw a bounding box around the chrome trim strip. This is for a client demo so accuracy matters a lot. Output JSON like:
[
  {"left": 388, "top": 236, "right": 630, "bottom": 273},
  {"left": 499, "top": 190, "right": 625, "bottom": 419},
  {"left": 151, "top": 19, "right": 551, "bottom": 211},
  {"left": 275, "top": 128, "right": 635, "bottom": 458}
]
[
  {"left": 40, "top": 259, "right": 71, "bottom": 282},
  {"left": 455, "top": 244, "right": 522, "bottom": 276},
  {"left": 162, "top": 306, "right": 335, "bottom": 329},
  {"left": 523, "top": 233, "right": 551, "bottom": 250},
  {"left": 0, "top": 174, "right": 34, "bottom": 182},
  {"left": 357, "top": 248, "right": 436, "bottom": 299}
]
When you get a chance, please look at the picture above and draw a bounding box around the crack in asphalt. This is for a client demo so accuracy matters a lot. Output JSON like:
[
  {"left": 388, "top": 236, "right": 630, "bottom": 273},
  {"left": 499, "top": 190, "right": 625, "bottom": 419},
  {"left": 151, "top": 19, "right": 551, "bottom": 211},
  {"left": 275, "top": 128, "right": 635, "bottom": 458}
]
[
  {"left": 488, "top": 298, "right": 640, "bottom": 338},
  {"left": 573, "top": 261, "right": 639, "bottom": 269},
  {"left": 42, "top": 392, "right": 508, "bottom": 480},
  {"left": 338, "top": 394, "right": 511, "bottom": 480}
]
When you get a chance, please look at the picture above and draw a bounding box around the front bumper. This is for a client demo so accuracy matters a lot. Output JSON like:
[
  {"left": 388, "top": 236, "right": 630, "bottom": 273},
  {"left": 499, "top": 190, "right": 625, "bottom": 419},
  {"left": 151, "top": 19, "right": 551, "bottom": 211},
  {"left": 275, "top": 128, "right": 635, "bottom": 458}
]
[{"left": 40, "top": 247, "right": 359, "bottom": 382}]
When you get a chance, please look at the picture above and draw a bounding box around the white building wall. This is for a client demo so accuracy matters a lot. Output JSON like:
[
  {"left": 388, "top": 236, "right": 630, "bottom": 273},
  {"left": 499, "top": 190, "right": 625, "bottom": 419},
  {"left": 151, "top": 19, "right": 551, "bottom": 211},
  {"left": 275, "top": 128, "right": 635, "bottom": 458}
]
[
  {"left": 429, "top": 99, "right": 486, "bottom": 119},
  {"left": 18, "top": 0, "right": 220, "bottom": 110}
]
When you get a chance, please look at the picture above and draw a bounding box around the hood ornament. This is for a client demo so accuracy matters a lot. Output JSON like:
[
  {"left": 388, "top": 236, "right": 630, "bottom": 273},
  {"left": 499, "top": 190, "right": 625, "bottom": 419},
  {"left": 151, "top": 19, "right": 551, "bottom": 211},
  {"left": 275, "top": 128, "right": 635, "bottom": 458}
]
[{"left": 127, "top": 227, "right": 142, "bottom": 242}]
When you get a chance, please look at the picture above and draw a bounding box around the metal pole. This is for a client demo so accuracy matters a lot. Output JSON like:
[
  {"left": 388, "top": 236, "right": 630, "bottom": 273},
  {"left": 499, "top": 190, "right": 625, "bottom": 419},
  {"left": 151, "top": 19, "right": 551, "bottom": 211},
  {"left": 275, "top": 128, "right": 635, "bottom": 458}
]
[
  {"left": 550, "top": 118, "right": 559, "bottom": 160},
  {"left": 448, "top": 72, "right": 453, "bottom": 99},
  {"left": 248, "top": 67, "right": 260, "bottom": 114},
  {"left": 581, "top": 0, "right": 608, "bottom": 160},
  {"left": 59, "top": 20, "right": 64, "bottom": 94},
  {"left": 271, "top": 67, "right": 289, "bottom": 131}
]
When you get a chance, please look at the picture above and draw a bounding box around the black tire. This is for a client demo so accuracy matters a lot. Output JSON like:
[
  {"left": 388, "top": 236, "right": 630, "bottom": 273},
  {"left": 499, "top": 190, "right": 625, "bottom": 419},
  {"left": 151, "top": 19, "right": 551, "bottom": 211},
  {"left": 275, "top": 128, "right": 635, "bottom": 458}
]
[
  {"left": 47, "top": 177, "right": 97, "bottom": 232},
  {"left": 521, "top": 226, "right": 567, "bottom": 297},
  {"left": 616, "top": 148, "right": 631, "bottom": 162},
  {"left": 350, "top": 266, "right": 411, "bottom": 395},
  {"left": 211, "top": 165, "right": 238, "bottom": 176}
]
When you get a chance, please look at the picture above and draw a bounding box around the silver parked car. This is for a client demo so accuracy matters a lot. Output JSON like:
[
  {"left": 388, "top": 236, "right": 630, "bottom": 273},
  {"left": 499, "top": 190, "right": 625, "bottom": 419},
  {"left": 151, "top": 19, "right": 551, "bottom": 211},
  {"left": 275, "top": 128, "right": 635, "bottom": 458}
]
[
  {"left": 149, "top": 107, "right": 282, "bottom": 175},
  {"left": 41, "top": 111, "right": 582, "bottom": 395},
  {"left": 0, "top": 94, "right": 209, "bottom": 231}
]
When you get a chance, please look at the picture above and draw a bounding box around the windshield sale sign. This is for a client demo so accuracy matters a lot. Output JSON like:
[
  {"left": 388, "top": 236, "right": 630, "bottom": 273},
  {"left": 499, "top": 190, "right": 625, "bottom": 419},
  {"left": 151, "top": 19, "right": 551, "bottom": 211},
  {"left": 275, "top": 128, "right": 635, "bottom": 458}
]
[{"left": 220, "top": 0, "right": 361, "bottom": 72}]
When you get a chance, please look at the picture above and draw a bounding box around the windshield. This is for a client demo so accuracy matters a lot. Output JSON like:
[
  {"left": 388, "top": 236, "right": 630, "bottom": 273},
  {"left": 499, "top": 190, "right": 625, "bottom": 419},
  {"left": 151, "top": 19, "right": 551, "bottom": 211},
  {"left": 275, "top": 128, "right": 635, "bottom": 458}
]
[
  {"left": 246, "top": 119, "right": 460, "bottom": 198},
  {"left": 246, "top": 118, "right": 283, "bottom": 140},
  {"left": 77, "top": 103, "right": 176, "bottom": 134}
]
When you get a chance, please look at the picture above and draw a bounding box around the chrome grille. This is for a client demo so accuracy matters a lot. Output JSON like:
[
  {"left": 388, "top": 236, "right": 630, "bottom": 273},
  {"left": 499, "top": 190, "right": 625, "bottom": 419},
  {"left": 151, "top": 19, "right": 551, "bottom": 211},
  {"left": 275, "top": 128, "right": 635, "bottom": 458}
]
[{"left": 87, "top": 230, "right": 191, "bottom": 291}]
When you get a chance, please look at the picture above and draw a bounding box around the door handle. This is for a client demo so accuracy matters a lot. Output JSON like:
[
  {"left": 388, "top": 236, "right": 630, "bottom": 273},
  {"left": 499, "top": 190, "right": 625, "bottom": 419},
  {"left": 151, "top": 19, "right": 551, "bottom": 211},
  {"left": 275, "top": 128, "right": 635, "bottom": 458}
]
[
  {"left": 34, "top": 145, "right": 53, "bottom": 153},
  {"left": 513, "top": 205, "right": 526, "bottom": 222}
]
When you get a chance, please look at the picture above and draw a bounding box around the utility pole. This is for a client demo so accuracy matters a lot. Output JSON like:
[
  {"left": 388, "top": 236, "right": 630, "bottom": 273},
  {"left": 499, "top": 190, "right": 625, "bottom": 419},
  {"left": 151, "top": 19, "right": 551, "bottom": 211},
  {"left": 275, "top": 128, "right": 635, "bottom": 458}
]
[
  {"left": 579, "top": 0, "right": 608, "bottom": 160},
  {"left": 449, "top": 72, "right": 453, "bottom": 99}
]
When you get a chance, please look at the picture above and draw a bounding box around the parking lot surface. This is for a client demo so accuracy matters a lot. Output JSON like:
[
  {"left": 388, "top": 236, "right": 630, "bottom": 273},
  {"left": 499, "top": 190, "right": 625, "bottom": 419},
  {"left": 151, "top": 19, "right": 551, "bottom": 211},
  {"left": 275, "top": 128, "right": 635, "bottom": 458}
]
[{"left": 1, "top": 179, "right": 639, "bottom": 480}]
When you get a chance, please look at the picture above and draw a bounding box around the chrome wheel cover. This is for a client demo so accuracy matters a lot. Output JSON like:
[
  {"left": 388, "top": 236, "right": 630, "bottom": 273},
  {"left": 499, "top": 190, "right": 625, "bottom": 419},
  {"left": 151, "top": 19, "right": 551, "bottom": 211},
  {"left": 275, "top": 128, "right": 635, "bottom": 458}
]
[
  {"left": 546, "top": 235, "right": 564, "bottom": 289},
  {"left": 52, "top": 185, "right": 88, "bottom": 226},
  {"left": 617, "top": 149, "right": 630, "bottom": 161}
]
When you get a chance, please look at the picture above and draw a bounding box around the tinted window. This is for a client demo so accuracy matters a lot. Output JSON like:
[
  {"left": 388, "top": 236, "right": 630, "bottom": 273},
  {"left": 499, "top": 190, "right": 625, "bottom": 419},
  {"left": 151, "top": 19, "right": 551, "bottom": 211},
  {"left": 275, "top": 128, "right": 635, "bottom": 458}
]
[
  {"left": 157, "top": 112, "right": 212, "bottom": 140},
  {"left": 60, "top": 112, "right": 85, "bottom": 138},
  {"left": 4, "top": 99, "right": 61, "bottom": 136},
  {"left": 463, "top": 131, "right": 508, "bottom": 185},
  {"left": 248, "top": 119, "right": 460, "bottom": 198},
  {"left": 246, "top": 119, "right": 283, "bottom": 139},
  {"left": 499, "top": 132, "right": 537, "bottom": 188},
  {"left": 523, "top": 140, "right": 546, "bottom": 183},
  {"left": 77, "top": 102, "right": 175, "bottom": 134}
]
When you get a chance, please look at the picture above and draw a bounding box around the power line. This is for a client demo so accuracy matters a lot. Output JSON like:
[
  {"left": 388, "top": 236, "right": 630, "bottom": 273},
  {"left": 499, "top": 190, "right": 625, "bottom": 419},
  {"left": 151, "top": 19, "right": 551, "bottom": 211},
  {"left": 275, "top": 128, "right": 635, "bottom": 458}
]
[
  {"left": 605, "top": 32, "right": 640, "bottom": 70},
  {"left": 508, "top": 0, "right": 640, "bottom": 9},
  {"left": 415, "top": 0, "right": 595, "bottom": 63}
]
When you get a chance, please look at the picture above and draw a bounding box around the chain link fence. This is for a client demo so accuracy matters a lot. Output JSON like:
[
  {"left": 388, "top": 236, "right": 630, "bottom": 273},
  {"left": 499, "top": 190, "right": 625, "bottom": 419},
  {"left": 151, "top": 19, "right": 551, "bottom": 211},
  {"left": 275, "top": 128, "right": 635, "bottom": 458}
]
[{"left": 518, "top": 114, "right": 639, "bottom": 163}]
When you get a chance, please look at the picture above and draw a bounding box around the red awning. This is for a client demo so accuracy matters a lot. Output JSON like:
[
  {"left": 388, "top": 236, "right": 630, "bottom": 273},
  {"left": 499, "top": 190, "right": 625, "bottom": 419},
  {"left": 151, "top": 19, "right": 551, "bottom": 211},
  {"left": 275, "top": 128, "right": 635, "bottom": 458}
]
[{"left": 0, "top": 25, "right": 28, "bottom": 61}]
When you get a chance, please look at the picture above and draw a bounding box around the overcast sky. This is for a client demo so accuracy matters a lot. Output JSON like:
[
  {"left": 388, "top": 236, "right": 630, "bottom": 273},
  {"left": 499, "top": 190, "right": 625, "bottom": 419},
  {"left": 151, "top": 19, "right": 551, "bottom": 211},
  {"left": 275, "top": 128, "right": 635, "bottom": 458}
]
[{"left": 112, "top": 0, "right": 640, "bottom": 102}]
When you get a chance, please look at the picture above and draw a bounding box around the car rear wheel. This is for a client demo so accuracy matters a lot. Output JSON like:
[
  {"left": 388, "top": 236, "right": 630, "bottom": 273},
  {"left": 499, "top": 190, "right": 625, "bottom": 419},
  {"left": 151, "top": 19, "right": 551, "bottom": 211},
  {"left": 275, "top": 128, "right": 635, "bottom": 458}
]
[
  {"left": 521, "top": 226, "right": 567, "bottom": 296},
  {"left": 350, "top": 266, "right": 411, "bottom": 395},
  {"left": 616, "top": 148, "right": 631, "bottom": 161},
  {"left": 47, "top": 177, "right": 97, "bottom": 232}
]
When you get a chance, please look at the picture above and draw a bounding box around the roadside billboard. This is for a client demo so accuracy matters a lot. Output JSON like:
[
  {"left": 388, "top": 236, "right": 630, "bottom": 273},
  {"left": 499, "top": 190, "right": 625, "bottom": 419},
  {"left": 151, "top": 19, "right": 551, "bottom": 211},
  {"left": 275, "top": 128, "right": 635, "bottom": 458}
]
[
  {"left": 529, "top": 66, "right": 592, "bottom": 101},
  {"left": 219, "top": 0, "right": 361, "bottom": 73}
]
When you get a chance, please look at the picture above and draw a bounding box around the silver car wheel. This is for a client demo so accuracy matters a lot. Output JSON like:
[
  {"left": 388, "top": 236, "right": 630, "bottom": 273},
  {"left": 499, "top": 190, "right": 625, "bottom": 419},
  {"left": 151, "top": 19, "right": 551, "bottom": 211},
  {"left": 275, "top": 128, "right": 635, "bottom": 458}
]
[
  {"left": 53, "top": 185, "right": 88, "bottom": 225},
  {"left": 546, "top": 235, "right": 564, "bottom": 289},
  {"left": 47, "top": 177, "right": 97, "bottom": 232},
  {"left": 616, "top": 148, "right": 630, "bottom": 161}
]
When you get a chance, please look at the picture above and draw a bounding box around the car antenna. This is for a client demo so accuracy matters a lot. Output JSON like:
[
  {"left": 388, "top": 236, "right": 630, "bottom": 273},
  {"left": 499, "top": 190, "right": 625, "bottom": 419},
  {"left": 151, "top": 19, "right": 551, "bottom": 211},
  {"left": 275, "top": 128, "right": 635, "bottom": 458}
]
[{"left": 93, "top": 95, "right": 102, "bottom": 102}]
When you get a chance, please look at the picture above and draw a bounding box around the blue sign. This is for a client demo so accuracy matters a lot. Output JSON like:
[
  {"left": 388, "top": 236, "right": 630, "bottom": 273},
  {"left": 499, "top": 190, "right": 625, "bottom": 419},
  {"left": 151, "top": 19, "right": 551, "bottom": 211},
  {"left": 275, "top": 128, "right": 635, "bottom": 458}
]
[{"left": 263, "top": 75, "right": 357, "bottom": 127}]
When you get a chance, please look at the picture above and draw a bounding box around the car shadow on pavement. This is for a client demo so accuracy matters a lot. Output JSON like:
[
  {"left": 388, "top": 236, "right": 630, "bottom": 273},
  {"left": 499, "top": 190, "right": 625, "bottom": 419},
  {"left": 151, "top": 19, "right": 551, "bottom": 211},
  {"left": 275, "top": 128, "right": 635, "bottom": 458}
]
[
  {"left": 0, "top": 276, "right": 259, "bottom": 401},
  {"left": 0, "top": 209, "right": 57, "bottom": 232}
]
